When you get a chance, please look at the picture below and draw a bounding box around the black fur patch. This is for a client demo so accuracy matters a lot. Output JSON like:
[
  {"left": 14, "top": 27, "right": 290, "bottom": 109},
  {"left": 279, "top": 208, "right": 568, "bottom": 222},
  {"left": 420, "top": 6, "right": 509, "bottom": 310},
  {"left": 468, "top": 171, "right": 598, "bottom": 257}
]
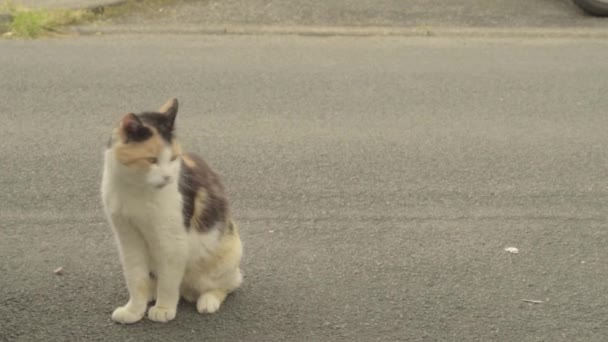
[
  {"left": 178, "top": 154, "right": 228, "bottom": 233},
  {"left": 124, "top": 118, "right": 153, "bottom": 143},
  {"left": 139, "top": 112, "right": 175, "bottom": 143}
]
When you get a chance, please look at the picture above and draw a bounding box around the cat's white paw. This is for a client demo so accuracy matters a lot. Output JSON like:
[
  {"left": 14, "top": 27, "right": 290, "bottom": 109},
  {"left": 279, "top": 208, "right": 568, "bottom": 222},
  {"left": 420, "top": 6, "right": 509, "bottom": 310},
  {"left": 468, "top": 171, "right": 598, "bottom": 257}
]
[
  {"left": 112, "top": 306, "right": 144, "bottom": 324},
  {"left": 147, "top": 305, "right": 176, "bottom": 323},
  {"left": 197, "top": 293, "right": 221, "bottom": 314}
]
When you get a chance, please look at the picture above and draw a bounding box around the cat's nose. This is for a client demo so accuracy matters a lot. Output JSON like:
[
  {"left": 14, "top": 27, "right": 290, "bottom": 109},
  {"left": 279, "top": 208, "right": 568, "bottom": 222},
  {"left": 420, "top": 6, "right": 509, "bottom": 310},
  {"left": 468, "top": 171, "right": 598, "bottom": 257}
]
[{"left": 163, "top": 176, "right": 172, "bottom": 182}]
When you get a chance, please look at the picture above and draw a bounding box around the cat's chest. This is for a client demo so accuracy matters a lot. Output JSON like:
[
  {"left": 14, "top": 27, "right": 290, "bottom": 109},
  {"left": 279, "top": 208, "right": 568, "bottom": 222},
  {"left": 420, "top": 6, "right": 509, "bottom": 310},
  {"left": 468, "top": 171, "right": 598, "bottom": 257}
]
[{"left": 103, "top": 184, "right": 182, "bottom": 225}]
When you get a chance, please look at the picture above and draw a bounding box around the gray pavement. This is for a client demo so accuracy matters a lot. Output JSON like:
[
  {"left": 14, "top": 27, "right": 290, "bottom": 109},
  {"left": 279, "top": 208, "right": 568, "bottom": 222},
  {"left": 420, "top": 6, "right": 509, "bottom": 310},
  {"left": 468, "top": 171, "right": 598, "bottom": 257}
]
[{"left": 1, "top": 35, "right": 608, "bottom": 341}]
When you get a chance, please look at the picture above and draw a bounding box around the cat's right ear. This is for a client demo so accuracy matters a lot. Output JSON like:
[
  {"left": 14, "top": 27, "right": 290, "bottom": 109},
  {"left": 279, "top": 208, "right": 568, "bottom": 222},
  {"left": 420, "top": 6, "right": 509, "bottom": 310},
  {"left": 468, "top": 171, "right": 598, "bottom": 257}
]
[
  {"left": 159, "top": 98, "right": 178, "bottom": 130},
  {"left": 120, "top": 113, "right": 151, "bottom": 142}
]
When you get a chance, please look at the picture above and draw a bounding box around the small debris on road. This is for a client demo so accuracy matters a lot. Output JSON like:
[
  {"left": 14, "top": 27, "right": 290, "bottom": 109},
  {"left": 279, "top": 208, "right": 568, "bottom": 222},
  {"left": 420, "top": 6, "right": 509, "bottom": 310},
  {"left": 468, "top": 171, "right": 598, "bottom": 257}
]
[
  {"left": 53, "top": 267, "right": 64, "bottom": 276},
  {"left": 504, "top": 247, "right": 519, "bottom": 254},
  {"left": 522, "top": 299, "right": 543, "bottom": 304}
]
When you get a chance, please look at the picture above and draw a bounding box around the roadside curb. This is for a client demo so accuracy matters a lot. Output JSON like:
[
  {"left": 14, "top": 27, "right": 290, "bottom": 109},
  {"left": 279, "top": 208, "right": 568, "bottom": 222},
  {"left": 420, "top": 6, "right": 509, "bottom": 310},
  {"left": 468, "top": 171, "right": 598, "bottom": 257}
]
[{"left": 72, "top": 24, "right": 608, "bottom": 39}]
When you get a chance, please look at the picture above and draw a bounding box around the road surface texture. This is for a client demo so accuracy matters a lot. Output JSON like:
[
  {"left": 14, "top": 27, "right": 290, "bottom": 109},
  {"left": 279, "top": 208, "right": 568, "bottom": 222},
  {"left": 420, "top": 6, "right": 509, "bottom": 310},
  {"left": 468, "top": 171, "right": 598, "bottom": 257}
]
[{"left": 1, "top": 35, "right": 608, "bottom": 341}]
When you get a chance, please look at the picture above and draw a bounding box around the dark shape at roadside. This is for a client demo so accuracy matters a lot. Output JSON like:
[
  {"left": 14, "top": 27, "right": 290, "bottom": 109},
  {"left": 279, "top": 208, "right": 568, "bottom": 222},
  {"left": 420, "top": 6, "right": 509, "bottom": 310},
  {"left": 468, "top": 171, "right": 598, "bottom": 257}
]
[{"left": 573, "top": 0, "right": 608, "bottom": 16}]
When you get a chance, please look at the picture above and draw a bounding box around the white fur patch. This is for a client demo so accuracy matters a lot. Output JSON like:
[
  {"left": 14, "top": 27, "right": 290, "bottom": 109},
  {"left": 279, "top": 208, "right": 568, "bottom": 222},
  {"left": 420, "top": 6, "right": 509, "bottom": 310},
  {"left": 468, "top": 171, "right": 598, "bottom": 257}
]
[
  {"left": 146, "top": 146, "right": 178, "bottom": 188},
  {"left": 197, "top": 292, "right": 221, "bottom": 313}
]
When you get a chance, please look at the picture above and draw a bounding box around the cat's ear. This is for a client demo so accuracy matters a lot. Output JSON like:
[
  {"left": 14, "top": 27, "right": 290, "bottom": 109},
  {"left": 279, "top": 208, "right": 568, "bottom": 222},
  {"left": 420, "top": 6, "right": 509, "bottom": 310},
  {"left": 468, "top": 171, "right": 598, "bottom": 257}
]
[
  {"left": 120, "top": 113, "right": 150, "bottom": 142},
  {"left": 159, "top": 98, "right": 178, "bottom": 128},
  {"left": 121, "top": 113, "right": 142, "bottom": 132}
]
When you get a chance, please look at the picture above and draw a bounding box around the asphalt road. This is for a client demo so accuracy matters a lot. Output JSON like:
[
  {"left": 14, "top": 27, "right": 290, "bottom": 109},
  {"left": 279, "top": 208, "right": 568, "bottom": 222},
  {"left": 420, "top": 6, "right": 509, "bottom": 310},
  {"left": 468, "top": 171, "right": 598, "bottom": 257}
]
[{"left": 1, "top": 35, "right": 608, "bottom": 341}]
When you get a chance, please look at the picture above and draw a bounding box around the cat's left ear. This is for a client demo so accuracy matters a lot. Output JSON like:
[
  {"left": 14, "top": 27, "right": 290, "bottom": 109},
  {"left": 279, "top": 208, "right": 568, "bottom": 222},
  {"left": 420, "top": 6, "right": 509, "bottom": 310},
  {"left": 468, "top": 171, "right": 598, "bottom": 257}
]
[{"left": 159, "top": 98, "right": 178, "bottom": 129}]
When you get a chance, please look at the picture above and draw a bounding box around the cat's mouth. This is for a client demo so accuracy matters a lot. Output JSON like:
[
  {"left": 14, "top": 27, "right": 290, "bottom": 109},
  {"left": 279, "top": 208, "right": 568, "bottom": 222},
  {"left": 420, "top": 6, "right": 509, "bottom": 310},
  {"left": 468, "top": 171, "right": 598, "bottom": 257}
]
[{"left": 155, "top": 181, "right": 170, "bottom": 189}]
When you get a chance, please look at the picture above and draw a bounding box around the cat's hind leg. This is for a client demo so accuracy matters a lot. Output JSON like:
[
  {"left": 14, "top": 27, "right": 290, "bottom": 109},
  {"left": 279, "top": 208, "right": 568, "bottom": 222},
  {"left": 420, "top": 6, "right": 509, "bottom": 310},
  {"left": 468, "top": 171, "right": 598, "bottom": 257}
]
[
  {"left": 196, "top": 267, "right": 242, "bottom": 314},
  {"left": 197, "top": 289, "right": 227, "bottom": 314}
]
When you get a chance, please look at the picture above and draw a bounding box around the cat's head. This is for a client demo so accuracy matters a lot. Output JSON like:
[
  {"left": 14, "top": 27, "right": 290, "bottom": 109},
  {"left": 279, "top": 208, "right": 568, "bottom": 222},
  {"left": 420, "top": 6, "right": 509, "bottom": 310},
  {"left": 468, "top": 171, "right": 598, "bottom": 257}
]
[{"left": 107, "top": 98, "right": 182, "bottom": 189}]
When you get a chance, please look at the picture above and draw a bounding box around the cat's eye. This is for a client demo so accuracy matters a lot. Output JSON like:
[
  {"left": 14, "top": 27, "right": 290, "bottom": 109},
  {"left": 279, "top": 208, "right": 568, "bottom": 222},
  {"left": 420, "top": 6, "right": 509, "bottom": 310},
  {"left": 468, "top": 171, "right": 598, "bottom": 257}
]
[{"left": 146, "top": 157, "right": 158, "bottom": 164}]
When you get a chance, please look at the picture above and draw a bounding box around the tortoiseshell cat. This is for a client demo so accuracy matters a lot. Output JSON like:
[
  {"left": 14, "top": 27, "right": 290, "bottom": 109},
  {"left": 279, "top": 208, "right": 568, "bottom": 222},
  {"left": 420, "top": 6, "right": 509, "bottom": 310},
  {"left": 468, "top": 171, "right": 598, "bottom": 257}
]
[{"left": 102, "top": 99, "right": 242, "bottom": 324}]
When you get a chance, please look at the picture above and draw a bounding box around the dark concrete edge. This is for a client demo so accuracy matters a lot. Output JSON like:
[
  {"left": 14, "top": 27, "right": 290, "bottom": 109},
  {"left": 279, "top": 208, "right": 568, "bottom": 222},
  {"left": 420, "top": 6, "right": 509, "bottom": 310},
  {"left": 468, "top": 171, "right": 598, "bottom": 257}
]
[
  {"left": 70, "top": 24, "right": 608, "bottom": 39},
  {"left": 83, "top": 0, "right": 128, "bottom": 11},
  {"left": 0, "top": 13, "right": 12, "bottom": 35}
]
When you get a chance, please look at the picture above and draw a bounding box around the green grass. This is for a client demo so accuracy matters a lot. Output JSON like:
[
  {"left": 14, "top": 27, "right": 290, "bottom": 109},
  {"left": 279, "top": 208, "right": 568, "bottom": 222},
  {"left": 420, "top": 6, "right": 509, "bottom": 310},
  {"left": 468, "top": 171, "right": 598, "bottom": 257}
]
[
  {"left": 1, "top": 1, "right": 93, "bottom": 38},
  {"left": 0, "top": 0, "right": 185, "bottom": 38}
]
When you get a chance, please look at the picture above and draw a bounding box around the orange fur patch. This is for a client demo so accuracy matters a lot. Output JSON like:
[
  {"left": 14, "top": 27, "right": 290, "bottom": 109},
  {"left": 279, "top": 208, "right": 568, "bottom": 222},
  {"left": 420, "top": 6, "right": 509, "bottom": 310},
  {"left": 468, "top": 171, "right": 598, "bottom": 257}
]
[
  {"left": 171, "top": 140, "right": 182, "bottom": 160},
  {"left": 114, "top": 125, "right": 165, "bottom": 170},
  {"left": 191, "top": 189, "right": 209, "bottom": 232},
  {"left": 195, "top": 228, "right": 242, "bottom": 274},
  {"left": 181, "top": 155, "right": 196, "bottom": 168}
]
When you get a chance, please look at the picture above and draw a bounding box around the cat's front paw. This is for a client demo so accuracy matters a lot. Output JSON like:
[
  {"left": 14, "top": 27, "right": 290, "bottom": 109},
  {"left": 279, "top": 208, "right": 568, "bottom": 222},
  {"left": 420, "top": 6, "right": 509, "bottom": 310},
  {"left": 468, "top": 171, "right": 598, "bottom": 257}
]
[
  {"left": 147, "top": 305, "right": 176, "bottom": 323},
  {"left": 112, "top": 306, "right": 144, "bottom": 324}
]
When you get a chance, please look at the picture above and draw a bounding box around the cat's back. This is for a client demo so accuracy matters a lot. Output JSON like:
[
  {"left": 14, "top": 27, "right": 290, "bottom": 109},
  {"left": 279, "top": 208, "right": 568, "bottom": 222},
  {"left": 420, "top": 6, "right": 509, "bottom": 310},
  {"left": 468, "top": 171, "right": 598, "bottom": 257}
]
[{"left": 179, "top": 153, "right": 231, "bottom": 233}]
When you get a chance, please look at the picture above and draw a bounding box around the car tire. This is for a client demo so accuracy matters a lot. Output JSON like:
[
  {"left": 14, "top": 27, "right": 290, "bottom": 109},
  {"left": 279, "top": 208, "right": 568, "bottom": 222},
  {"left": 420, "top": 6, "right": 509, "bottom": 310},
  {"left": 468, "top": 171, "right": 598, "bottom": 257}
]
[{"left": 573, "top": 0, "right": 608, "bottom": 16}]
